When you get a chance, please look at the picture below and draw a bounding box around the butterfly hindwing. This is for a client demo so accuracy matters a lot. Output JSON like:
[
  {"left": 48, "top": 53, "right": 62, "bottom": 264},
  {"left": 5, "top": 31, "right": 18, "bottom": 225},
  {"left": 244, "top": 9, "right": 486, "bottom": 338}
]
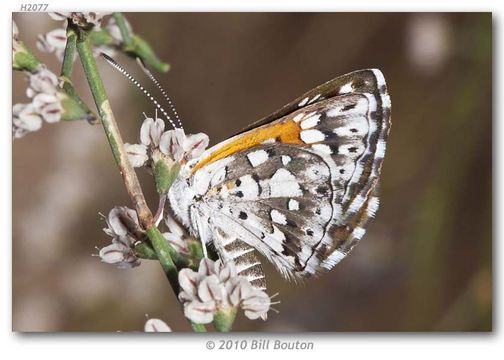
[{"left": 168, "top": 69, "right": 391, "bottom": 279}]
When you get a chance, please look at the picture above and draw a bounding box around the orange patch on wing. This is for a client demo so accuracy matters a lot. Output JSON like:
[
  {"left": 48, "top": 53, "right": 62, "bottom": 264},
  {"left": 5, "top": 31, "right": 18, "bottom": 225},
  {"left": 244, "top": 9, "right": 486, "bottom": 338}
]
[{"left": 193, "top": 119, "right": 302, "bottom": 172}]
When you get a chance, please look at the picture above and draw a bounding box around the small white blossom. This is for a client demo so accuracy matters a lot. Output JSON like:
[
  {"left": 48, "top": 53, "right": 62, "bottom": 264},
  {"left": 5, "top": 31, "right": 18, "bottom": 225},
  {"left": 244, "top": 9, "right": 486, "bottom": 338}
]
[
  {"left": 103, "top": 206, "right": 142, "bottom": 238},
  {"left": 99, "top": 241, "right": 139, "bottom": 269},
  {"left": 36, "top": 28, "right": 67, "bottom": 61},
  {"left": 12, "top": 103, "right": 43, "bottom": 139},
  {"left": 159, "top": 128, "right": 185, "bottom": 162},
  {"left": 163, "top": 215, "right": 191, "bottom": 255},
  {"left": 124, "top": 143, "right": 149, "bottom": 168},
  {"left": 32, "top": 93, "right": 63, "bottom": 123},
  {"left": 26, "top": 68, "right": 59, "bottom": 98},
  {"left": 98, "top": 206, "right": 143, "bottom": 269},
  {"left": 182, "top": 133, "right": 210, "bottom": 161},
  {"left": 141, "top": 117, "right": 165, "bottom": 147},
  {"left": 178, "top": 258, "right": 271, "bottom": 324},
  {"left": 159, "top": 130, "right": 209, "bottom": 163},
  {"left": 184, "top": 299, "right": 217, "bottom": 324},
  {"left": 144, "top": 318, "right": 172, "bottom": 332}
]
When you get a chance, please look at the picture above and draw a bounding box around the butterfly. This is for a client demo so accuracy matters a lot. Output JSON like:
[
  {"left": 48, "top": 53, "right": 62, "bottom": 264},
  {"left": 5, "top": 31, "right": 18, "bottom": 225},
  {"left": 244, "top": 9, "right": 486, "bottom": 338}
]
[{"left": 166, "top": 69, "right": 391, "bottom": 289}]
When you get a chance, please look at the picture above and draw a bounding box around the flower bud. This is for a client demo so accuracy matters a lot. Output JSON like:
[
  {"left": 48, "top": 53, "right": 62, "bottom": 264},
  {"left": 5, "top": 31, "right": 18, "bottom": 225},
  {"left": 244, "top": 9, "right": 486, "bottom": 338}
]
[{"left": 144, "top": 318, "right": 172, "bottom": 332}]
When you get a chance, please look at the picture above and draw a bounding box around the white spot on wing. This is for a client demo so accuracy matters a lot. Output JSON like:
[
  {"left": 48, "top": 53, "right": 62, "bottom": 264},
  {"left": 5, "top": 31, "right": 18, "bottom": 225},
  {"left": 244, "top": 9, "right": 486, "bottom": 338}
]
[
  {"left": 371, "top": 69, "right": 387, "bottom": 88},
  {"left": 247, "top": 149, "right": 269, "bottom": 167},
  {"left": 298, "top": 97, "right": 309, "bottom": 106},
  {"left": 311, "top": 144, "right": 332, "bottom": 155},
  {"left": 271, "top": 225, "right": 286, "bottom": 242},
  {"left": 300, "top": 114, "right": 321, "bottom": 129},
  {"left": 271, "top": 209, "right": 287, "bottom": 225},
  {"left": 321, "top": 250, "right": 346, "bottom": 270},
  {"left": 348, "top": 194, "right": 366, "bottom": 213},
  {"left": 232, "top": 174, "right": 260, "bottom": 199},
  {"left": 338, "top": 143, "right": 365, "bottom": 157},
  {"left": 288, "top": 199, "right": 299, "bottom": 211},
  {"left": 269, "top": 168, "right": 302, "bottom": 197},
  {"left": 304, "top": 164, "right": 330, "bottom": 180},
  {"left": 375, "top": 139, "right": 387, "bottom": 158},
  {"left": 327, "top": 97, "right": 368, "bottom": 117},
  {"left": 382, "top": 94, "right": 391, "bottom": 109},
  {"left": 293, "top": 113, "right": 304, "bottom": 122},
  {"left": 281, "top": 155, "right": 292, "bottom": 166},
  {"left": 308, "top": 94, "right": 321, "bottom": 104},
  {"left": 300, "top": 129, "right": 325, "bottom": 144},
  {"left": 352, "top": 227, "right": 366, "bottom": 240},
  {"left": 333, "top": 116, "right": 369, "bottom": 137},
  {"left": 366, "top": 196, "right": 380, "bottom": 217},
  {"left": 339, "top": 82, "right": 353, "bottom": 94}
]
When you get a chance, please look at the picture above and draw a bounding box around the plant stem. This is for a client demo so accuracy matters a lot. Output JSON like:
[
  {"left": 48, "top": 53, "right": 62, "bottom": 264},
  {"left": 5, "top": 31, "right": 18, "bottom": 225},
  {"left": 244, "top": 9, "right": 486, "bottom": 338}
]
[
  {"left": 213, "top": 308, "right": 237, "bottom": 332},
  {"left": 75, "top": 22, "right": 204, "bottom": 333},
  {"left": 112, "top": 12, "right": 169, "bottom": 72},
  {"left": 61, "top": 24, "right": 77, "bottom": 78},
  {"left": 146, "top": 225, "right": 180, "bottom": 294},
  {"left": 112, "top": 12, "right": 133, "bottom": 45},
  {"left": 192, "top": 323, "right": 207, "bottom": 332},
  {"left": 75, "top": 28, "right": 153, "bottom": 229}
]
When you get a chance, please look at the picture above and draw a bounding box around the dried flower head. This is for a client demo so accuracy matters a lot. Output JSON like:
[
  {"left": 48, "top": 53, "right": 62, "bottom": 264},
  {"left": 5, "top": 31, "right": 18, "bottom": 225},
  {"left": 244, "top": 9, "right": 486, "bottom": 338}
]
[{"left": 178, "top": 258, "right": 271, "bottom": 324}]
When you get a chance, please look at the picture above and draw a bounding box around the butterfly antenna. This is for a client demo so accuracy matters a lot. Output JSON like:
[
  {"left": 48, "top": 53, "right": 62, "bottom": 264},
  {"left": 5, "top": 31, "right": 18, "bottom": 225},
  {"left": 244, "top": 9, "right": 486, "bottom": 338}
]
[
  {"left": 136, "top": 57, "right": 184, "bottom": 131},
  {"left": 100, "top": 53, "right": 178, "bottom": 130}
]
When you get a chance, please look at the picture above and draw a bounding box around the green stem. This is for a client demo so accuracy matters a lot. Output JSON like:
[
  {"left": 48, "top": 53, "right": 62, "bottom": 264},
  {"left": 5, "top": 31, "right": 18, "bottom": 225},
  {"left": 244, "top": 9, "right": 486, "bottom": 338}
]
[
  {"left": 146, "top": 225, "right": 180, "bottom": 294},
  {"left": 61, "top": 24, "right": 77, "bottom": 78},
  {"left": 192, "top": 322, "right": 207, "bottom": 332},
  {"left": 213, "top": 308, "right": 237, "bottom": 332},
  {"left": 113, "top": 12, "right": 133, "bottom": 45},
  {"left": 75, "top": 28, "right": 153, "bottom": 229},
  {"left": 75, "top": 22, "right": 203, "bottom": 333},
  {"left": 112, "top": 12, "right": 169, "bottom": 72}
]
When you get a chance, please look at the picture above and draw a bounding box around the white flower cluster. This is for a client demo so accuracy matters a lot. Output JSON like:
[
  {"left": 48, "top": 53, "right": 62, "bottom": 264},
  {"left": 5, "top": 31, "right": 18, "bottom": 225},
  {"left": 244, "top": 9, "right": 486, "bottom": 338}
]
[
  {"left": 98, "top": 208, "right": 194, "bottom": 269},
  {"left": 48, "top": 12, "right": 111, "bottom": 28},
  {"left": 125, "top": 116, "right": 209, "bottom": 168},
  {"left": 13, "top": 68, "right": 63, "bottom": 139},
  {"left": 98, "top": 206, "right": 143, "bottom": 269},
  {"left": 37, "top": 14, "right": 125, "bottom": 61},
  {"left": 179, "top": 258, "right": 271, "bottom": 324}
]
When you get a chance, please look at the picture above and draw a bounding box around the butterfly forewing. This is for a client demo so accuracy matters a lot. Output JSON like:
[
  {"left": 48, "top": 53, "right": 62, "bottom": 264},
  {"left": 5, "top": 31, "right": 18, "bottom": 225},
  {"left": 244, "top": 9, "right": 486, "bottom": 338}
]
[{"left": 169, "top": 69, "right": 391, "bottom": 280}]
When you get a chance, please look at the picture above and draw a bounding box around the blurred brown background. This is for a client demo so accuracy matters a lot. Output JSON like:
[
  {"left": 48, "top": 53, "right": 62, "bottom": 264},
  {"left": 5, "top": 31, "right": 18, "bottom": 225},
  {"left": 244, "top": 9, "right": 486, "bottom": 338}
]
[{"left": 12, "top": 12, "right": 492, "bottom": 332}]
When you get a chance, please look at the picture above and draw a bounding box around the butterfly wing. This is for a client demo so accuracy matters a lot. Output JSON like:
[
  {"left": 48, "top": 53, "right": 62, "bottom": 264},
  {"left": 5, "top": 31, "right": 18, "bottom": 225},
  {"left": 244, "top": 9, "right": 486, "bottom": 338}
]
[{"left": 168, "top": 69, "right": 391, "bottom": 279}]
